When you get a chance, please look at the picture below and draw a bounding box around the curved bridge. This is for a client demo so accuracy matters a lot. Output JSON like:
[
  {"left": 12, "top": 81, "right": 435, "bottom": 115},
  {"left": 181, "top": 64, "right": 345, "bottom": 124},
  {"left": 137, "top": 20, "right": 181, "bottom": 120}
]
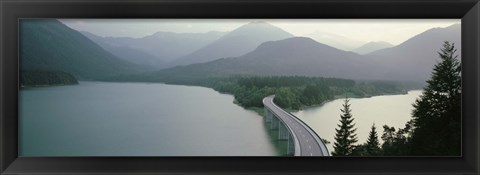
[{"left": 263, "top": 95, "right": 330, "bottom": 156}]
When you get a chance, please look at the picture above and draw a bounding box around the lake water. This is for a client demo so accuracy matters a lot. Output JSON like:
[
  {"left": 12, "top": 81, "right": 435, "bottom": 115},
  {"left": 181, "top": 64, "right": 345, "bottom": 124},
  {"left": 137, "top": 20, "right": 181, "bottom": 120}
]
[
  {"left": 292, "top": 90, "right": 423, "bottom": 154},
  {"left": 19, "top": 82, "right": 277, "bottom": 156},
  {"left": 19, "top": 81, "right": 422, "bottom": 156}
]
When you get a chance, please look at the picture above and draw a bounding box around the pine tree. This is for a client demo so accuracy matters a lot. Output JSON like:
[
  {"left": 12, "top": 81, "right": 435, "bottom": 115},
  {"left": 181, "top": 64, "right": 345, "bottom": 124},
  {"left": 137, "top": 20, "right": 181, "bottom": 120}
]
[
  {"left": 365, "top": 124, "right": 381, "bottom": 156},
  {"left": 381, "top": 125, "right": 397, "bottom": 155},
  {"left": 332, "top": 98, "right": 358, "bottom": 156},
  {"left": 410, "top": 41, "right": 461, "bottom": 156}
]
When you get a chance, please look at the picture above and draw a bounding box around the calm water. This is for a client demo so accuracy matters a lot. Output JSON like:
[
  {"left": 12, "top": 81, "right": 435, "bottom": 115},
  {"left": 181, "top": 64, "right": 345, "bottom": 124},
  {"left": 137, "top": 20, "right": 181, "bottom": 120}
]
[
  {"left": 19, "top": 81, "right": 422, "bottom": 156},
  {"left": 292, "top": 90, "right": 423, "bottom": 154},
  {"left": 19, "top": 82, "right": 277, "bottom": 156}
]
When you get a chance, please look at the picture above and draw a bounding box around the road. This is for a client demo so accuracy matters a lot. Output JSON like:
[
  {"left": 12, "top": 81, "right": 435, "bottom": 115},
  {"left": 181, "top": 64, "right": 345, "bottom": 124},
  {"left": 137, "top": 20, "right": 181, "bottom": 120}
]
[{"left": 263, "top": 95, "right": 330, "bottom": 156}]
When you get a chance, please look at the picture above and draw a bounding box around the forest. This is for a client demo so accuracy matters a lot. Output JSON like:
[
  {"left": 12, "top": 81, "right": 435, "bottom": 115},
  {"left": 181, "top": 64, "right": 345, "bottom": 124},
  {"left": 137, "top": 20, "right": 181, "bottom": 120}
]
[
  {"left": 202, "top": 76, "right": 410, "bottom": 111},
  {"left": 331, "top": 41, "right": 461, "bottom": 156}
]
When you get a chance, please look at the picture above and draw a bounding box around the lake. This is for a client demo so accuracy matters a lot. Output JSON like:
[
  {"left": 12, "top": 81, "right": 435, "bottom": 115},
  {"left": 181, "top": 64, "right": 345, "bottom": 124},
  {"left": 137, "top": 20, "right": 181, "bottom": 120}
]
[
  {"left": 19, "top": 81, "right": 421, "bottom": 156},
  {"left": 19, "top": 82, "right": 277, "bottom": 156},
  {"left": 292, "top": 90, "right": 423, "bottom": 154}
]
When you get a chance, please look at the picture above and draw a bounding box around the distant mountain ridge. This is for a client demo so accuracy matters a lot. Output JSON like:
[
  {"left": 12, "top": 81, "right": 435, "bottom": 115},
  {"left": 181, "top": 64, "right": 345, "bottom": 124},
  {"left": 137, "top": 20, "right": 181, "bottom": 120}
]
[
  {"left": 367, "top": 23, "right": 461, "bottom": 81},
  {"left": 353, "top": 41, "right": 394, "bottom": 54},
  {"left": 23, "top": 20, "right": 460, "bottom": 84},
  {"left": 129, "top": 24, "right": 461, "bottom": 83},
  {"left": 82, "top": 30, "right": 226, "bottom": 68},
  {"left": 20, "top": 19, "right": 147, "bottom": 80},
  {"left": 81, "top": 31, "right": 166, "bottom": 68},
  {"left": 139, "top": 37, "right": 388, "bottom": 82},
  {"left": 306, "top": 31, "right": 366, "bottom": 51},
  {"left": 169, "top": 21, "right": 295, "bottom": 67}
]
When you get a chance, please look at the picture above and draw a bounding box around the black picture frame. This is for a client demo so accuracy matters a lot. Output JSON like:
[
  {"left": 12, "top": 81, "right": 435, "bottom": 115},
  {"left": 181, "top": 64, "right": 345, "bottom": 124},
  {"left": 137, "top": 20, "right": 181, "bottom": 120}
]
[{"left": 1, "top": 0, "right": 479, "bottom": 174}]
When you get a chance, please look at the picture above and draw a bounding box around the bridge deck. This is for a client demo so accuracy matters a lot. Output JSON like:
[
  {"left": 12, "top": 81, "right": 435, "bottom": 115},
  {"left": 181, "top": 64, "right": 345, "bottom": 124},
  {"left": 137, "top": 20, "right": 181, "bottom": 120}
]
[{"left": 263, "top": 95, "right": 329, "bottom": 156}]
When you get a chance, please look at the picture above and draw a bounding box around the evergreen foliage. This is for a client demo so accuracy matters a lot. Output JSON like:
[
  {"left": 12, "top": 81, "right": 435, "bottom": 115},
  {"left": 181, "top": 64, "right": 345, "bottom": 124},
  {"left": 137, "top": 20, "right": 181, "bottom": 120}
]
[
  {"left": 205, "top": 76, "right": 408, "bottom": 111},
  {"left": 409, "top": 41, "right": 461, "bottom": 156},
  {"left": 378, "top": 41, "right": 461, "bottom": 156},
  {"left": 332, "top": 98, "right": 358, "bottom": 156},
  {"left": 380, "top": 124, "right": 411, "bottom": 155},
  {"left": 351, "top": 144, "right": 368, "bottom": 156},
  {"left": 365, "top": 124, "right": 382, "bottom": 156}
]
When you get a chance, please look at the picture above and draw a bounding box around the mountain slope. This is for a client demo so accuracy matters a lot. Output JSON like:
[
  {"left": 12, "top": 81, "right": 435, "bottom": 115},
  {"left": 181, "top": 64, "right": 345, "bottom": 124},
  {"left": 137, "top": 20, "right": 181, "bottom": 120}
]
[
  {"left": 20, "top": 19, "right": 146, "bottom": 80},
  {"left": 367, "top": 23, "right": 461, "bottom": 82},
  {"left": 306, "top": 31, "right": 366, "bottom": 51},
  {"left": 81, "top": 31, "right": 165, "bottom": 68},
  {"left": 142, "top": 37, "right": 387, "bottom": 82},
  {"left": 169, "top": 21, "right": 294, "bottom": 67},
  {"left": 83, "top": 30, "right": 225, "bottom": 64},
  {"left": 353, "top": 41, "right": 394, "bottom": 54}
]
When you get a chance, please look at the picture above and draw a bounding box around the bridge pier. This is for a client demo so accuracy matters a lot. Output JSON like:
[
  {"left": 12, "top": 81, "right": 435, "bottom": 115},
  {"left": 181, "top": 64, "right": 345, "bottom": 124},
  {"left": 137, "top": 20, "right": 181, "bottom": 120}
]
[
  {"left": 278, "top": 122, "right": 289, "bottom": 140},
  {"left": 264, "top": 108, "right": 273, "bottom": 124},
  {"left": 271, "top": 116, "right": 279, "bottom": 130},
  {"left": 287, "top": 136, "right": 295, "bottom": 156},
  {"left": 264, "top": 105, "right": 301, "bottom": 156}
]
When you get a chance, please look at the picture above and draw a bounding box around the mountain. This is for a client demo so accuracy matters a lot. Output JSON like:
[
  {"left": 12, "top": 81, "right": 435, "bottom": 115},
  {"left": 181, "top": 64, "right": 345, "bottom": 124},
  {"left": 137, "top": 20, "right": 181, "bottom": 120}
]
[
  {"left": 367, "top": 23, "right": 461, "bottom": 82},
  {"left": 82, "top": 30, "right": 225, "bottom": 65},
  {"left": 353, "top": 41, "right": 394, "bottom": 54},
  {"left": 20, "top": 19, "right": 147, "bottom": 80},
  {"left": 81, "top": 31, "right": 165, "bottom": 68},
  {"left": 138, "top": 37, "right": 388, "bottom": 83},
  {"left": 169, "top": 21, "right": 294, "bottom": 67},
  {"left": 306, "top": 31, "right": 366, "bottom": 51}
]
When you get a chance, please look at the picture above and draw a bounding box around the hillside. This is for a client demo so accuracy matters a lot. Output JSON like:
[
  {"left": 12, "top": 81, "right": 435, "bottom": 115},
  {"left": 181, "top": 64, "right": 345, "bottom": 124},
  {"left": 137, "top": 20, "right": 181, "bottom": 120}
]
[
  {"left": 105, "top": 24, "right": 461, "bottom": 84},
  {"left": 367, "top": 23, "right": 461, "bottom": 82},
  {"left": 81, "top": 31, "right": 165, "bottom": 68},
  {"left": 120, "top": 37, "right": 388, "bottom": 83},
  {"left": 169, "top": 21, "right": 294, "bottom": 67},
  {"left": 20, "top": 19, "right": 147, "bottom": 80},
  {"left": 82, "top": 30, "right": 225, "bottom": 65}
]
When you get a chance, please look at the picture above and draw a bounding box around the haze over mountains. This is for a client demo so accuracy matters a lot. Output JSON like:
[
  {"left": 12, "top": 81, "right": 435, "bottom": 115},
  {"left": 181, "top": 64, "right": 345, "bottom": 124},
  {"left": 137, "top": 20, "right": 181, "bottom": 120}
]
[
  {"left": 169, "top": 21, "right": 294, "bottom": 66},
  {"left": 81, "top": 31, "right": 165, "bottom": 68},
  {"left": 367, "top": 23, "right": 461, "bottom": 81},
  {"left": 144, "top": 37, "right": 386, "bottom": 82},
  {"left": 306, "top": 31, "right": 367, "bottom": 51},
  {"left": 145, "top": 23, "right": 460, "bottom": 83},
  {"left": 20, "top": 19, "right": 148, "bottom": 80},
  {"left": 20, "top": 19, "right": 461, "bottom": 84},
  {"left": 82, "top": 30, "right": 225, "bottom": 68},
  {"left": 354, "top": 41, "right": 394, "bottom": 55}
]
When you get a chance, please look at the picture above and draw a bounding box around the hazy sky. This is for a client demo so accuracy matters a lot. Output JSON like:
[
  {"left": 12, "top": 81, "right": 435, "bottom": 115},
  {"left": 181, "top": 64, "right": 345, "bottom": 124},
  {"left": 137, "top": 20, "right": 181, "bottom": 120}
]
[{"left": 60, "top": 19, "right": 459, "bottom": 45}]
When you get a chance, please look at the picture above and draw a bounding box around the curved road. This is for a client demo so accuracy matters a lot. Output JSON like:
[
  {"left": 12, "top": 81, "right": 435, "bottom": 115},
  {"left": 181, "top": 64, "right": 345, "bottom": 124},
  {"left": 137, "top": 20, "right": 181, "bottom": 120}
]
[{"left": 263, "top": 95, "right": 330, "bottom": 156}]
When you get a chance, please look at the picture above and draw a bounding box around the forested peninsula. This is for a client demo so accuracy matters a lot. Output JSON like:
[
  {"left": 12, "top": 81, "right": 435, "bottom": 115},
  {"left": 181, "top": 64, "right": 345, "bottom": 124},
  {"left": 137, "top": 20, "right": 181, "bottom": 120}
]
[
  {"left": 203, "top": 76, "right": 416, "bottom": 112},
  {"left": 107, "top": 74, "right": 418, "bottom": 113}
]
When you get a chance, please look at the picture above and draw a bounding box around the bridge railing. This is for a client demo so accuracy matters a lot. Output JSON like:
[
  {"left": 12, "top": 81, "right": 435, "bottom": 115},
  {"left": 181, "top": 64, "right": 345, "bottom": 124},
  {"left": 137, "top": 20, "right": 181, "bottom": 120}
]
[
  {"left": 263, "top": 95, "right": 330, "bottom": 156},
  {"left": 283, "top": 108, "right": 330, "bottom": 156}
]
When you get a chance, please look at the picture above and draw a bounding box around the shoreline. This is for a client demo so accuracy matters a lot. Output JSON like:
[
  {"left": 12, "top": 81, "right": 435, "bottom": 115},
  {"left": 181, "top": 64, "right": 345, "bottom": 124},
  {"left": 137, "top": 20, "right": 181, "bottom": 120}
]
[
  {"left": 251, "top": 90, "right": 421, "bottom": 116},
  {"left": 22, "top": 80, "right": 420, "bottom": 117},
  {"left": 20, "top": 82, "right": 79, "bottom": 89}
]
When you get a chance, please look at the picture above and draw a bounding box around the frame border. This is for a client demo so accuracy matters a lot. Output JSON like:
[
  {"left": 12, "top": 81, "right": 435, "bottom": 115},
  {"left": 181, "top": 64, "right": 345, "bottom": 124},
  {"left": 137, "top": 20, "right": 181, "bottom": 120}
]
[{"left": 1, "top": 0, "right": 479, "bottom": 174}]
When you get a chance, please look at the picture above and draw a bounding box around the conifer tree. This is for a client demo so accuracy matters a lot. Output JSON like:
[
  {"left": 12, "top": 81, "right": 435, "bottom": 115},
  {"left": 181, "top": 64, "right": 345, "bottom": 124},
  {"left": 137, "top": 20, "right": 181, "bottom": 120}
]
[
  {"left": 332, "top": 98, "right": 358, "bottom": 156},
  {"left": 410, "top": 41, "right": 461, "bottom": 156},
  {"left": 365, "top": 124, "right": 381, "bottom": 156}
]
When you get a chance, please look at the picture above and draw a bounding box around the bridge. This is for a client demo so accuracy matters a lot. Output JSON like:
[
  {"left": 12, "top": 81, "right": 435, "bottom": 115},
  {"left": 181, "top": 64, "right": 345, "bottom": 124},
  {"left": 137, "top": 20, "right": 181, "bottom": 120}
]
[{"left": 263, "top": 95, "right": 330, "bottom": 156}]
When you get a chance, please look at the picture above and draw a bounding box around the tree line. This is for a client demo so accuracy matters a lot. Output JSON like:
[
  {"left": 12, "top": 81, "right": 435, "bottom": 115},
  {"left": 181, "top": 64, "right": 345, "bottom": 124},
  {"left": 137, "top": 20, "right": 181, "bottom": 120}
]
[
  {"left": 20, "top": 70, "right": 79, "bottom": 87},
  {"left": 332, "top": 41, "right": 461, "bottom": 156},
  {"left": 203, "top": 76, "right": 408, "bottom": 111}
]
